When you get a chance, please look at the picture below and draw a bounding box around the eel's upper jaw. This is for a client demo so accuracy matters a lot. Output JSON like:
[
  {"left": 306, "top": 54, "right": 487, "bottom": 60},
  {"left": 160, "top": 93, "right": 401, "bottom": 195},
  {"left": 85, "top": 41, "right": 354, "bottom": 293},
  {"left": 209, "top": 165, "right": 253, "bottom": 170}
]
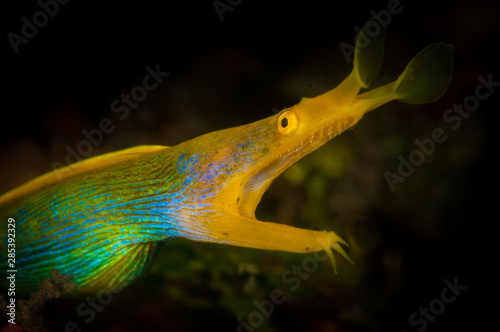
[
  {"left": 235, "top": 109, "right": 357, "bottom": 220},
  {"left": 232, "top": 20, "right": 387, "bottom": 219},
  {"left": 233, "top": 18, "right": 454, "bottom": 220}
]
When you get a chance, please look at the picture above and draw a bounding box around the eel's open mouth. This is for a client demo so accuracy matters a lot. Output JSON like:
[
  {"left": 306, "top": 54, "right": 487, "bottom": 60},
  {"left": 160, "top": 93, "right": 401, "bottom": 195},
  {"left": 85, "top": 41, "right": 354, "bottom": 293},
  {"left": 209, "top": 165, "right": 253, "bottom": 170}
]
[{"left": 236, "top": 121, "right": 341, "bottom": 219}]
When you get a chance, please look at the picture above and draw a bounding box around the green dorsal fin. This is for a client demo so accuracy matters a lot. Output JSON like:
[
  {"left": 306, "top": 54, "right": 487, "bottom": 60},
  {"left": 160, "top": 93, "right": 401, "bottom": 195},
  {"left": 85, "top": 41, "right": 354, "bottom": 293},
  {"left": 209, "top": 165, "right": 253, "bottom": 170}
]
[
  {"left": 354, "top": 17, "right": 386, "bottom": 88},
  {"left": 332, "top": 17, "right": 387, "bottom": 102},
  {"left": 393, "top": 43, "right": 455, "bottom": 103},
  {"left": 353, "top": 42, "right": 454, "bottom": 113}
]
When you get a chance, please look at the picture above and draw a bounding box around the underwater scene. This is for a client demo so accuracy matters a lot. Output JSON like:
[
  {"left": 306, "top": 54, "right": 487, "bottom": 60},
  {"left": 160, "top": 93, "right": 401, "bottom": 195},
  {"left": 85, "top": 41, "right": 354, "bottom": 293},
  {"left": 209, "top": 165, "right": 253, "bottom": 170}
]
[{"left": 1, "top": 0, "right": 497, "bottom": 331}]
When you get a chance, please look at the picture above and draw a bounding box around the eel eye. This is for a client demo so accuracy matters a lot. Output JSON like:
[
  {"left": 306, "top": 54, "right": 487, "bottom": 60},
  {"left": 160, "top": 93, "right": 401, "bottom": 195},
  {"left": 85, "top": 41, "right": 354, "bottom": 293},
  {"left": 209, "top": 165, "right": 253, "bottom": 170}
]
[{"left": 277, "top": 111, "right": 298, "bottom": 135}]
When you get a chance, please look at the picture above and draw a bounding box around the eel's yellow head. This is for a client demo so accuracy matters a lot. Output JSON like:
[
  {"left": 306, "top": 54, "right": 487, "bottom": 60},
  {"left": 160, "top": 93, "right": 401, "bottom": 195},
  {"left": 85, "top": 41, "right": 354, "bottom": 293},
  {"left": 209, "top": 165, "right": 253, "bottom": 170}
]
[{"left": 202, "top": 19, "right": 453, "bottom": 220}]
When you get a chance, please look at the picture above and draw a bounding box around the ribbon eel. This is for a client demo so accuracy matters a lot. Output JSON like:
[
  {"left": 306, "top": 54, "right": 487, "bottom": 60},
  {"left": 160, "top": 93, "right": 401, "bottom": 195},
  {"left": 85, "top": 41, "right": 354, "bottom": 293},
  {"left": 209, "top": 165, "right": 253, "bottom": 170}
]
[{"left": 1, "top": 20, "right": 453, "bottom": 295}]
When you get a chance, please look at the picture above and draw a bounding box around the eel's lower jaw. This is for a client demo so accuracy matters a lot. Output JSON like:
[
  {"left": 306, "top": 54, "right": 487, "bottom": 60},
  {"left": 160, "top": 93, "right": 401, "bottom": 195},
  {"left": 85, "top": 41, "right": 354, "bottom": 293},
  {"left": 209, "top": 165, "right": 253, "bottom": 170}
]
[{"left": 316, "top": 232, "right": 354, "bottom": 274}]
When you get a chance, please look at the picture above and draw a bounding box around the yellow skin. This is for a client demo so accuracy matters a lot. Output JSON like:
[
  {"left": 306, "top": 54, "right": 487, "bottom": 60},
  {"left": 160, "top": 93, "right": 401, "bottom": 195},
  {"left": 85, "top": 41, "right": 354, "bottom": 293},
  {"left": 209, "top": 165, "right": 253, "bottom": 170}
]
[{"left": 0, "top": 20, "right": 453, "bottom": 294}]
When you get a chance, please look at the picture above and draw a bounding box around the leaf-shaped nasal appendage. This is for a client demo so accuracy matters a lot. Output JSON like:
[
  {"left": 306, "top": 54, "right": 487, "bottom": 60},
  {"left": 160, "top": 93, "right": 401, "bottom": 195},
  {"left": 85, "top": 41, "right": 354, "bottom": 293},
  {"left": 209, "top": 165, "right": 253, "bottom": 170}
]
[
  {"left": 354, "top": 17, "right": 386, "bottom": 88},
  {"left": 393, "top": 43, "right": 454, "bottom": 104}
]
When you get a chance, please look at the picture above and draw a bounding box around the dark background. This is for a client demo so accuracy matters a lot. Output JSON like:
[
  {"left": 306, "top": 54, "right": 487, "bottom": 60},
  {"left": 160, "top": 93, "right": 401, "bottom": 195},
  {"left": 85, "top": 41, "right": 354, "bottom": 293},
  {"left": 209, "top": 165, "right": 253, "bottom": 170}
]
[{"left": 1, "top": 0, "right": 498, "bottom": 331}]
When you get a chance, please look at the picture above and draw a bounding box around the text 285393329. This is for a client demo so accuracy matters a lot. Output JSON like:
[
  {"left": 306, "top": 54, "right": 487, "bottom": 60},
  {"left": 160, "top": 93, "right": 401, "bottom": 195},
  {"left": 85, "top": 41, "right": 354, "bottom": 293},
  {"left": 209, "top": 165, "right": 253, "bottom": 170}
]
[{"left": 6, "top": 217, "right": 16, "bottom": 324}]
